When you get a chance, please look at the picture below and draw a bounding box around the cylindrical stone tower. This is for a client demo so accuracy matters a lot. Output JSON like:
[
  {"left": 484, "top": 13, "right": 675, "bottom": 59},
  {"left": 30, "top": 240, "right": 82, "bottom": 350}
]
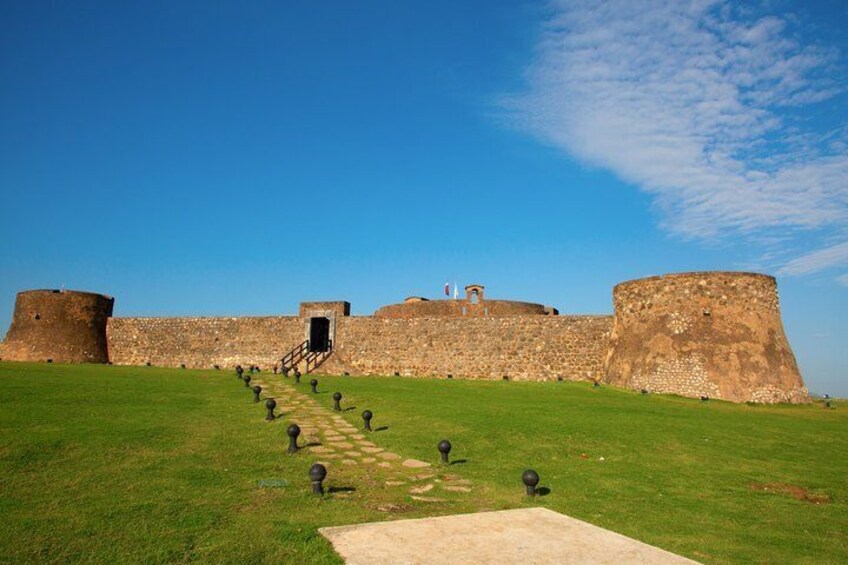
[
  {"left": 603, "top": 272, "right": 808, "bottom": 403},
  {"left": 0, "top": 289, "right": 114, "bottom": 363}
]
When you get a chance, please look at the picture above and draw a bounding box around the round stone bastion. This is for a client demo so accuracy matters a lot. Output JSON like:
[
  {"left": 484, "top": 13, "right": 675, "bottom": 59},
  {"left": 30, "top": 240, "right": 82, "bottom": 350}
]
[
  {"left": 603, "top": 272, "right": 809, "bottom": 403},
  {"left": 0, "top": 289, "right": 114, "bottom": 363}
]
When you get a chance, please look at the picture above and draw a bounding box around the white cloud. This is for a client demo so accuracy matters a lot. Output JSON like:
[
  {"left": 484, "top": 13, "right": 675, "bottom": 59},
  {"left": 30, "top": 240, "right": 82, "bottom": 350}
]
[
  {"left": 506, "top": 0, "right": 848, "bottom": 277},
  {"left": 837, "top": 273, "right": 848, "bottom": 286},
  {"left": 778, "top": 241, "right": 848, "bottom": 275}
]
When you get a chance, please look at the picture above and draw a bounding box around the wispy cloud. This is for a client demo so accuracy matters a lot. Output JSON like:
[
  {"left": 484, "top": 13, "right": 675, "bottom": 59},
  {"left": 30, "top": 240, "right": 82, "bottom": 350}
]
[
  {"left": 506, "top": 0, "right": 848, "bottom": 279},
  {"left": 779, "top": 241, "right": 848, "bottom": 275}
]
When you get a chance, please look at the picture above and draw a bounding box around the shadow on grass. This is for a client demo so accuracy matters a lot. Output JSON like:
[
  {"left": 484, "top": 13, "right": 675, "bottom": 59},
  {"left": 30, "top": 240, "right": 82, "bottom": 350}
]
[
  {"left": 537, "top": 487, "right": 551, "bottom": 497},
  {"left": 450, "top": 459, "right": 468, "bottom": 466},
  {"left": 304, "top": 442, "right": 322, "bottom": 448},
  {"left": 373, "top": 426, "right": 389, "bottom": 432},
  {"left": 343, "top": 406, "right": 357, "bottom": 412},
  {"left": 328, "top": 486, "right": 356, "bottom": 494}
]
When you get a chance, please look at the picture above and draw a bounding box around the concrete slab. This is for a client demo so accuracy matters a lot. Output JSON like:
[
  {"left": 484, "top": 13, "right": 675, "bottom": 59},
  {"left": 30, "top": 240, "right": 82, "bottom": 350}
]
[{"left": 320, "top": 507, "right": 699, "bottom": 565}]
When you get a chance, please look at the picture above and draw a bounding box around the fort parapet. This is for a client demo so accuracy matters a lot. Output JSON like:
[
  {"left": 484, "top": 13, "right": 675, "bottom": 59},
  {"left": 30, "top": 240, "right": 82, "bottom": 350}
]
[{"left": 0, "top": 273, "right": 809, "bottom": 403}]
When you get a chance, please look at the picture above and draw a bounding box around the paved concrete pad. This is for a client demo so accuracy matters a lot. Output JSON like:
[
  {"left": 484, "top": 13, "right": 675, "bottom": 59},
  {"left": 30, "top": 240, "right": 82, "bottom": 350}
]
[{"left": 320, "top": 507, "right": 699, "bottom": 564}]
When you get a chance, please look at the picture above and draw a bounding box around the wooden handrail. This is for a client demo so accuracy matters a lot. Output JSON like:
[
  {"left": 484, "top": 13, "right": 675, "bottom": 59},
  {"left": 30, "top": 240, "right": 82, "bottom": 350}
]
[{"left": 281, "top": 340, "right": 309, "bottom": 372}]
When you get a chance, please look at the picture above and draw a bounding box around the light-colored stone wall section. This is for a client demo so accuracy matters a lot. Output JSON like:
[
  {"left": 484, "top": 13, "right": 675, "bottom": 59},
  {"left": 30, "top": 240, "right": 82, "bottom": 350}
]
[
  {"left": 106, "top": 316, "right": 305, "bottom": 369},
  {"left": 299, "top": 301, "right": 350, "bottom": 317},
  {"left": 315, "top": 315, "right": 613, "bottom": 381},
  {"left": 105, "top": 314, "right": 613, "bottom": 382},
  {"left": 604, "top": 272, "right": 808, "bottom": 403}
]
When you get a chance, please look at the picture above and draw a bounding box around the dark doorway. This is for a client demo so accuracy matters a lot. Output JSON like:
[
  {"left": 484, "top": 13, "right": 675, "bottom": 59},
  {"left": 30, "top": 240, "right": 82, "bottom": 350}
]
[{"left": 309, "top": 317, "right": 330, "bottom": 352}]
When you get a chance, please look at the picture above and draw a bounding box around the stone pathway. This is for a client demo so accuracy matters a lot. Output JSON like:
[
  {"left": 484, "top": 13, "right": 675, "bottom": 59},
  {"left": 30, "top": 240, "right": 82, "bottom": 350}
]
[
  {"left": 320, "top": 507, "right": 701, "bottom": 564},
  {"left": 250, "top": 375, "right": 473, "bottom": 502}
]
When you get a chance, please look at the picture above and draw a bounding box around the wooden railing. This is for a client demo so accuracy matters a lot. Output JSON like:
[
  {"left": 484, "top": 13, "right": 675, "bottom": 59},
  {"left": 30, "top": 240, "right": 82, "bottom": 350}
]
[
  {"left": 281, "top": 340, "right": 309, "bottom": 373},
  {"left": 305, "top": 339, "right": 333, "bottom": 373},
  {"left": 281, "top": 339, "right": 333, "bottom": 374}
]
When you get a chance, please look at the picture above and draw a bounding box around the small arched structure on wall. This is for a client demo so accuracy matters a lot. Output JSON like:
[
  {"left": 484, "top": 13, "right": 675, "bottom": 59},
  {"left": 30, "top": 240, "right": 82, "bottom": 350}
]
[{"left": 465, "top": 284, "right": 484, "bottom": 303}]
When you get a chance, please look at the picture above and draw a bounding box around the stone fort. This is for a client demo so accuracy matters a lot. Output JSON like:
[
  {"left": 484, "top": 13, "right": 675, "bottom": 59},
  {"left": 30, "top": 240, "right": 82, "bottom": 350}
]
[{"left": 0, "top": 271, "right": 809, "bottom": 404}]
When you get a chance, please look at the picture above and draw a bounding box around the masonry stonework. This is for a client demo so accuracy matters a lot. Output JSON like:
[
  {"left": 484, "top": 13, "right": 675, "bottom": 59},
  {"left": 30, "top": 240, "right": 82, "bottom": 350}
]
[
  {"left": 106, "top": 316, "right": 304, "bottom": 368},
  {"left": 0, "top": 290, "right": 113, "bottom": 363},
  {"left": 603, "top": 272, "right": 808, "bottom": 403},
  {"left": 0, "top": 272, "right": 809, "bottom": 403},
  {"left": 316, "top": 315, "right": 612, "bottom": 381}
]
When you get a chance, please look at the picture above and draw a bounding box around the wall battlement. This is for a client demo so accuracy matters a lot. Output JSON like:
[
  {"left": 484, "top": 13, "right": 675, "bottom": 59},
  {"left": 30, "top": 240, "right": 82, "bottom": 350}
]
[{"left": 0, "top": 273, "right": 809, "bottom": 403}]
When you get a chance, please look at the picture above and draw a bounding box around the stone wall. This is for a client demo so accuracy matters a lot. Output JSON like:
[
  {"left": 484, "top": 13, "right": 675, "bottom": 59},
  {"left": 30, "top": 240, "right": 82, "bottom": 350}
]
[
  {"left": 315, "top": 315, "right": 613, "bottom": 381},
  {"left": 299, "top": 301, "right": 350, "bottom": 317},
  {"left": 603, "top": 272, "right": 808, "bottom": 403},
  {"left": 2, "top": 270, "right": 810, "bottom": 403},
  {"left": 106, "top": 317, "right": 305, "bottom": 369},
  {"left": 0, "top": 290, "right": 114, "bottom": 363},
  {"left": 105, "top": 314, "right": 613, "bottom": 382}
]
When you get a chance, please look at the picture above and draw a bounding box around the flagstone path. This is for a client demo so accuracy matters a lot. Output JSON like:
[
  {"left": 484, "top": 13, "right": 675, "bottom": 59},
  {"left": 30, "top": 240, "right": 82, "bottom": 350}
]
[{"left": 250, "top": 374, "right": 474, "bottom": 502}]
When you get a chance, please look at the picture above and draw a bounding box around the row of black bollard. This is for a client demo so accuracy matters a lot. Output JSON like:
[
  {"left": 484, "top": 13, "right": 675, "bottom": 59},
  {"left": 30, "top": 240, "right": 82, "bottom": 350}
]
[
  {"left": 257, "top": 369, "right": 545, "bottom": 498},
  {"left": 265, "top": 374, "right": 546, "bottom": 499}
]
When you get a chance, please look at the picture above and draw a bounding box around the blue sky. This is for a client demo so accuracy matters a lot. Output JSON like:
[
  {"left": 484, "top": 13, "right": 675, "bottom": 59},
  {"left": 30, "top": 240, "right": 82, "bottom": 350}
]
[{"left": 1, "top": 1, "right": 846, "bottom": 395}]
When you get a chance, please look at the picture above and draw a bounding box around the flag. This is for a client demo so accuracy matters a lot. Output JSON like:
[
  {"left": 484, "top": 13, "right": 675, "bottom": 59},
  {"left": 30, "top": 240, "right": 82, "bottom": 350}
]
[
  {"left": 453, "top": 283, "right": 459, "bottom": 300},
  {"left": 444, "top": 282, "right": 450, "bottom": 296}
]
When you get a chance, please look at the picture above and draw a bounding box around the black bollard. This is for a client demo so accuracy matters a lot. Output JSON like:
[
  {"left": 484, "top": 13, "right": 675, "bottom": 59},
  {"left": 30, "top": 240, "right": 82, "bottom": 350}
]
[
  {"left": 362, "top": 410, "right": 373, "bottom": 432},
  {"left": 333, "top": 392, "right": 342, "bottom": 412},
  {"left": 523, "top": 469, "right": 540, "bottom": 497},
  {"left": 253, "top": 385, "right": 262, "bottom": 403},
  {"left": 294, "top": 370, "right": 301, "bottom": 384},
  {"left": 180, "top": 363, "right": 186, "bottom": 369},
  {"left": 287, "top": 424, "right": 301, "bottom": 454},
  {"left": 309, "top": 463, "right": 327, "bottom": 495},
  {"left": 244, "top": 374, "right": 251, "bottom": 388},
  {"left": 310, "top": 379, "right": 318, "bottom": 394},
  {"left": 447, "top": 374, "right": 453, "bottom": 380},
  {"left": 438, "top": 439, "right": 452, "bottom": 464},
  {"left": 236, "top": 365, "right": 243, "bottom": 380},
  {"left": 700, "top": 395, "right": 709, "bottom": 402},
  {"left": 265, "top": 398, "right": 277, "bottom": 421}
]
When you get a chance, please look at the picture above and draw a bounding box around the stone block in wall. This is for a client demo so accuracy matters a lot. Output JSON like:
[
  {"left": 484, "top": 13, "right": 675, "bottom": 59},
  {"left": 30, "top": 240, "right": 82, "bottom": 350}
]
[{"left": 299, "top": 302, "right": 350, "bottom": 317}]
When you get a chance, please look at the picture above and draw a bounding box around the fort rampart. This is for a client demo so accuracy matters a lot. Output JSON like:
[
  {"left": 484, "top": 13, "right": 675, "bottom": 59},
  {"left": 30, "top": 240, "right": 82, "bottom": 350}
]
[
  {"left": 0, "top": 272, "right": 810, "bottom": 403},
  {"left": 105, "top": 315, "right": 612, "bottom": 382}
]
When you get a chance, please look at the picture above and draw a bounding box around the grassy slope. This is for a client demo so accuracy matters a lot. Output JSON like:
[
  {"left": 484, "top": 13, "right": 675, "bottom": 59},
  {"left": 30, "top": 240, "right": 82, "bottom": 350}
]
[{"left": 0, "top": 362, "right": 845, "bottom": 564}]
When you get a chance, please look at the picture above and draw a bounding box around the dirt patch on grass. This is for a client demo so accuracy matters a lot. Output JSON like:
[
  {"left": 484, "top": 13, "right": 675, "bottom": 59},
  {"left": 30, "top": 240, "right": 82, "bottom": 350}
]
[
  {"left": 367, "top": 502, "right": 413, "bottom": 513},
  {"left": 749, "top": 482, "right": 831, "bottom": 504}
]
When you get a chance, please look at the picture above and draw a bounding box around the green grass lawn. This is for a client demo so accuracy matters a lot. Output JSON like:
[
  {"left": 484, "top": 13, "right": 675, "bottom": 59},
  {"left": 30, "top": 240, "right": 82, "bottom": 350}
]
[{"left": 0, "top": 362, "right": 845, "bottom": 564}]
